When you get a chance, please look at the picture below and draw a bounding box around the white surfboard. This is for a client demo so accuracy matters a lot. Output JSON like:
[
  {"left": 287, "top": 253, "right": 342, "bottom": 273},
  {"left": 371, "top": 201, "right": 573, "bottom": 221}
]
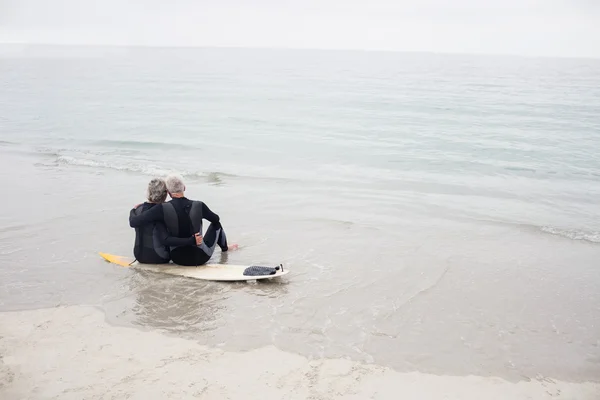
[{"left": 98, "top": 252, "right": 289, "bottom": 281}]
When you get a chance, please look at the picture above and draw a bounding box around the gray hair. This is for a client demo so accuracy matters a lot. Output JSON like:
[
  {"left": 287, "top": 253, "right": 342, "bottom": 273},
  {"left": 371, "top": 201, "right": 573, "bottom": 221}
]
[
  {"left": 146, "top": 178, "right": 168, "bottom": 203},
  {"left": 165, "top": 174, "right": 185, "bottom": 194}
]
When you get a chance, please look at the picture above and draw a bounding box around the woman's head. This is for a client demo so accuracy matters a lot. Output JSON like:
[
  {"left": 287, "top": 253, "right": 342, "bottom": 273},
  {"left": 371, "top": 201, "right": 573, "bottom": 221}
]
[{"left": 146, "top": 178, "right": 168, "bottom": 203}]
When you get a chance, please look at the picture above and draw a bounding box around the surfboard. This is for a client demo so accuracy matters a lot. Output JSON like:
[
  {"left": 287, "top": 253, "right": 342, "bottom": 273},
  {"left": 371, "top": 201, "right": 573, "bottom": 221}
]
[{"left": 98, "top": 252, "right": 289, "bottom": 281}]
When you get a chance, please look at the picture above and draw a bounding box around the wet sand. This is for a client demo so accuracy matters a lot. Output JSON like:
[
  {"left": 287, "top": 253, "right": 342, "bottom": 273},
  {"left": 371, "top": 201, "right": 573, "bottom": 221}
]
[{"left": 1, "top": 306, "right": 598, "bottom": 399}]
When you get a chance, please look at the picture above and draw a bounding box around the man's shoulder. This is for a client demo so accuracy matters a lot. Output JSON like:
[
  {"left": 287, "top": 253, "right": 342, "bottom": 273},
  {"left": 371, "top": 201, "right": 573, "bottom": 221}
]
[
  {"left": 179, "top": 197, "right": 203, "bottom": 205},
  {"left": 169, "top": 197, "right": 199, "bottom": 203},
  {"left": 189, "top": 199, "right": 205, "bottom": 210},
  {"left": 169, "top": 197, "right": 204, "bottom": 210}
]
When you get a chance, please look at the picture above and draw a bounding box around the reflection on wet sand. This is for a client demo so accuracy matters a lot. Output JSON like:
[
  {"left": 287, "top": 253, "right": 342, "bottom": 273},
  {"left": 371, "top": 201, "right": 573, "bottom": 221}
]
[{"left": 104, "top": 251, "right": 291, "bottom": 345}]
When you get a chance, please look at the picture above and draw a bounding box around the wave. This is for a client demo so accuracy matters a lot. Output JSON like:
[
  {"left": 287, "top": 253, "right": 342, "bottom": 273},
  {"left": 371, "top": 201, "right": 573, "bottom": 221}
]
[
  {"left": 540, "top": 226, "right": 600, "bottom": 243},
  {"left": 473, "top": 219, "right": 600, "bottom": 245},
  {"left": 57, "top": 155, "right": 178, "bottom": 176},
  {"left": 55, "top": 155, "right": 238, "bottom": 184},
  {"left": 35, "top": 147, "right": 62, "bottom": 157}
]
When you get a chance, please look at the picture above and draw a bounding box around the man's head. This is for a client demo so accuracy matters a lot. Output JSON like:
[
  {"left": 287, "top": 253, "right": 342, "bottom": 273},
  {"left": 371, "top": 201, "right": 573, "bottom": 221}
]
[
  {"left": 146, "top": 178, "right": 168, "bottom": 203},
  {"left": 165, "top": 174, "right": 186, "bottom": 198}
]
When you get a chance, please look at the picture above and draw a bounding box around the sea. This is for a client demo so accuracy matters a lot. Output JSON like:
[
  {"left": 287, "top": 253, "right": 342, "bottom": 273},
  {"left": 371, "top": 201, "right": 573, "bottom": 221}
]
[{"left": 1, "top": 44, "right": 599, "bottom": 382}]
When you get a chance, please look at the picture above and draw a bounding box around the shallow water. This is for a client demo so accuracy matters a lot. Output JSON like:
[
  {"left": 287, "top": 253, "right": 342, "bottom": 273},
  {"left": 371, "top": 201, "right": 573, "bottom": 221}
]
[{"left": 0, "top": 45, "right": 599, "bottom": 382}]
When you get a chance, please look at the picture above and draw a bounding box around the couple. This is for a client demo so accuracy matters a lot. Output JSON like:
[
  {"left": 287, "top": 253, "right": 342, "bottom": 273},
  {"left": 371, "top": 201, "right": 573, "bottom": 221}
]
[{"left": 129, "top": 174, "right": 237, "bottom": 266}]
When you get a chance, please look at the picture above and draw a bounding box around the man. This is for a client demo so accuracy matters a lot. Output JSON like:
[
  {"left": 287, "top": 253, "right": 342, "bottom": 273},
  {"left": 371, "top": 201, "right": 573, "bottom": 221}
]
[
  {"left": 130, "top": 178, "right": 197, "bottom": 264},
  {"left": 129, "top": 174, "right": 236, "bottom": 266}
]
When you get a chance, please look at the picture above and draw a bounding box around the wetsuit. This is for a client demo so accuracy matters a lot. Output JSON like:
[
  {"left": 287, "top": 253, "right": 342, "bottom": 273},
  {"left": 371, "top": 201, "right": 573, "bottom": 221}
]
[
  {"left": 129, "top": 202, "right": 195, "bottom": 264},
  {"left": 129, "top": 197, "right": 228, "bottom": 266}
]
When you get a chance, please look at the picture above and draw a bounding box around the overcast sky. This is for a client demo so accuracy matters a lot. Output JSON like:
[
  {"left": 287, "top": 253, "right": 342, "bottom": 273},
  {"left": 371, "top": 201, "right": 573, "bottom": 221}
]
[{"left": 1, "top": 0, "right": 599, "bottom": 58}]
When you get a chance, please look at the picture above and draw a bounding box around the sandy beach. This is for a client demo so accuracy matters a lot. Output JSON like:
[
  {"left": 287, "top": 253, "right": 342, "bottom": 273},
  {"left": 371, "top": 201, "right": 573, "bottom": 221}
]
[{"left": 1, "top": 306, "right": 598, "bottom": 400}]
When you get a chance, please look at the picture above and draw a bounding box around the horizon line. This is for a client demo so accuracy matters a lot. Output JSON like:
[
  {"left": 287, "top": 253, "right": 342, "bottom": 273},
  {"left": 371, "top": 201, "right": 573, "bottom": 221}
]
[{"left": 1, "top": 41, "right": 599, "bottom": 61}]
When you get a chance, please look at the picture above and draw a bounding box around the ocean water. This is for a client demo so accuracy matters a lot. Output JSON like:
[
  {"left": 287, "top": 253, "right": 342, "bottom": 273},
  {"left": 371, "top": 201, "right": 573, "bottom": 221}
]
[{"left": 1, "top": 45, "right": 599, "bottom": 382}]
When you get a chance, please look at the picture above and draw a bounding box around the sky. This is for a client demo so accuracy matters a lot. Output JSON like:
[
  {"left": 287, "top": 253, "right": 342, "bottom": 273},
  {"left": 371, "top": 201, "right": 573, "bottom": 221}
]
[{"left": 0, "top": 0, "right": 599, "bottom": 58}]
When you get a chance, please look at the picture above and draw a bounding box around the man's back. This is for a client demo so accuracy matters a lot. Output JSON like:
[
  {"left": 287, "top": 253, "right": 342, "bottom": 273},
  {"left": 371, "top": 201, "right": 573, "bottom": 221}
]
[
  {"left": 160, "top": 197, "right": 207, "bottom": 266},
  {"left": 161, "top": 197, "right": 204, "bottom": 238}
]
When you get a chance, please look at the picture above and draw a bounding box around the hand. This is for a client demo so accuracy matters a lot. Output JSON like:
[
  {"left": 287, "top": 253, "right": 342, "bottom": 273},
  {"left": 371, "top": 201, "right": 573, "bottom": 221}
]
[
  {"left": 194, "top": 233, "right": 203, "bottom": 246},
  {"left": 133, "top": 203, "right": 142, "bottom": 209}
]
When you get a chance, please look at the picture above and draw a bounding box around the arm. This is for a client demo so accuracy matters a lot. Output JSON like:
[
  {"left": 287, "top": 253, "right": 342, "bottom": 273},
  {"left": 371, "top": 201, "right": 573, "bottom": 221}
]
[
  {"left": 162, "top": 232, "right": 196, "bottom": 247},
  {"left": 202, "top": 202, "right": 221, "bottom": 225},
  {"left": 129, "top": 203, "right": 164, "bottom": 228},
  {"left": 129, "top": 205, "right": 145, "bottom": 226},
  {"left": 148, "top": 207, "right": 197, "bottom": 247}
]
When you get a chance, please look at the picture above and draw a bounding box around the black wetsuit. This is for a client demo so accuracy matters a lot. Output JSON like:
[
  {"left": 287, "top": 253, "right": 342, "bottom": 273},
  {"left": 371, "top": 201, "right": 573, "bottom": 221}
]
[
  {"left": 129, "top": 197, "right": 228, "bottom": 266},
  {"left": 129, "top": 202, "right": 195, "bottom": 264}
]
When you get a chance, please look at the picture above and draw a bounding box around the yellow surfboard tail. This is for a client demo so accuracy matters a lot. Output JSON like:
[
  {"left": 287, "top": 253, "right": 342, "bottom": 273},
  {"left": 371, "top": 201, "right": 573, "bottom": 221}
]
[{"left": 98, "top": 252, "right": 136, "bottom": 267}]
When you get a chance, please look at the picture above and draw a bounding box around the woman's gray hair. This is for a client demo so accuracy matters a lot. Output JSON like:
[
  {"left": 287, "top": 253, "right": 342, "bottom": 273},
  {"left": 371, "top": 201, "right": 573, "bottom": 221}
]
[
  {"left": 146, "top": 178, "right": 168, "bottom": 203},
  {"left": 165, "top": 174, "right": 185, "bottom": 194}
]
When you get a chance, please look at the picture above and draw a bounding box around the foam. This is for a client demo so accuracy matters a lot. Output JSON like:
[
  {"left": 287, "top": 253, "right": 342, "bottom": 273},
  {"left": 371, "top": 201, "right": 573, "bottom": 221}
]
[
  {"left": 541, "top": 226, "right": 600, "bottom": 243},
  {"left": 56, "top": 155, "right": 176, "bottom": 177}
]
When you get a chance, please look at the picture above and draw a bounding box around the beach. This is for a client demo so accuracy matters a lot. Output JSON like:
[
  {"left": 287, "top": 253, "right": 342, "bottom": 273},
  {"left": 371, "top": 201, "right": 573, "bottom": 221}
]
[
  {"left": 2, "top": 306, "right": 599, "bottom": 399},
  {"left": 1, "top": 45, "right": 599, "bottom": 398}
]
